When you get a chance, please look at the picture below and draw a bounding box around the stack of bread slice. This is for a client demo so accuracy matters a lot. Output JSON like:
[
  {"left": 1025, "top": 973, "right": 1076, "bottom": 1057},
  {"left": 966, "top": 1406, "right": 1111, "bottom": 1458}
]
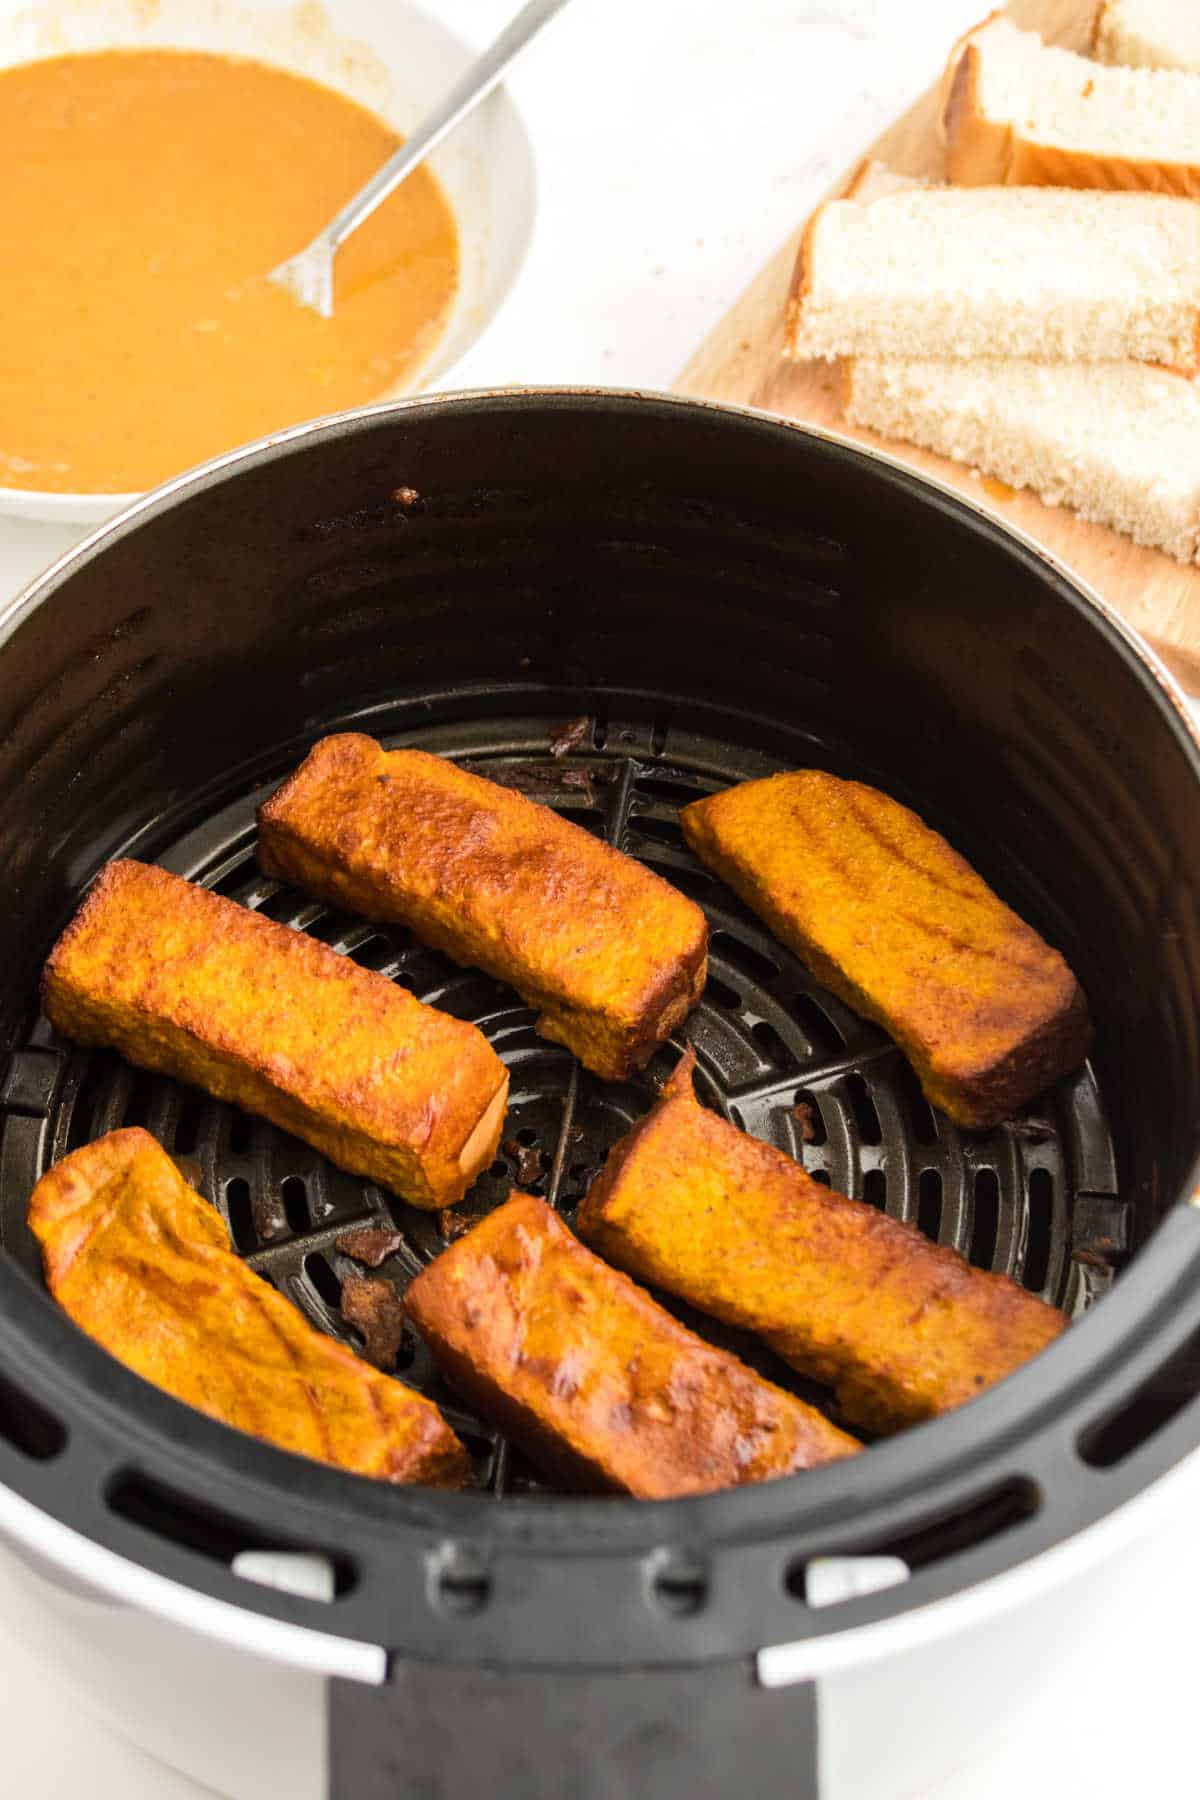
[{"left": 786, "top": 9, "right": 1200, "bottom": 563}]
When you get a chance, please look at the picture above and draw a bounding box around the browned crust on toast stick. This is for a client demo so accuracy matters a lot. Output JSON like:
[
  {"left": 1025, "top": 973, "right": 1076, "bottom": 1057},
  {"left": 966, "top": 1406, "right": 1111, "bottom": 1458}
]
[
  {"left": 577, "top": 1051, "right": 1067, "bottom": 1435},
  {"left": 680, "top": 771, "right": 1092, "bottom": 1129},
  {"left": 29, "top": 1129, "right": 468, "bottom": 1485},
  {"left": 404, "top": 1190, "right": 859, "bottom": 1497},
  {"left": 257, "top": 734, "right": 708, "bottom": 1083},
  {"left": 41, "top": 860, "right": 509, "bottom": 1210}
]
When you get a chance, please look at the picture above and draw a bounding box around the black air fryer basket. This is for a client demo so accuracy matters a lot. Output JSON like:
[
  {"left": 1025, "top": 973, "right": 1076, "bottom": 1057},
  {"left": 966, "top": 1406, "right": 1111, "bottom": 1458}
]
[{"left": 1, "top": 390, "right": 1199, "bottom": 1796}]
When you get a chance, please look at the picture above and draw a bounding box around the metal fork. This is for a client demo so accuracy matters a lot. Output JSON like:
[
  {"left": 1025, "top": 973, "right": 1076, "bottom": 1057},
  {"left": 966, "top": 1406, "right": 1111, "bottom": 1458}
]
[{"left": 269, "top": 0, "right": 572, "bottom": 320}]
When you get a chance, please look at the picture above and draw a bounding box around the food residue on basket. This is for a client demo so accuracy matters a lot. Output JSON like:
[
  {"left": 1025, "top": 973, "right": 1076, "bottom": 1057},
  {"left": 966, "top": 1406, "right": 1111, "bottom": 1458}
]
[
  {"left": 462, "top": 759, "right": 598, "bottom": 805},
  {"left": 252, "top": 1188, "right": 289, "bottom": 1244},
  {"left": 336, "top": 1227, "right": 406, "bottom": 1269},
  {"left": 548, "top": 715, "right": 593, "bottom": 757},
  {"left": 503, "top": 1136, "right": 546, "bottom": 1186},
  {"left": 0, "top": 49, "right": 459, "bottom": 494},
  {"left": 340, "top": 1274, "right": 408, "bottom": 1370},
  {"left": 791, "top": 1100, "right": 819, "bottom": 1142}
]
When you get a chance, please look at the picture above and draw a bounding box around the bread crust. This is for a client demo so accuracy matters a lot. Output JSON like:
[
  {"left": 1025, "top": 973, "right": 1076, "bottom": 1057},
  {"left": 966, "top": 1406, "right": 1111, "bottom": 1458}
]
[
  {"left": 840, "top": 154, "right": 878, "bottom": 201},
  {"left": 943, "top": 39, "right": 1014, "bottom": 184},
  {"left": 790, "top": 161, "right": 920, "bottom": 355},
  {"left": 944, "top": 14, "right": 1200, "bottom": 213},
  {"left": 41, "top": 860, "right": 509, "bottom": 1209},
  {"left": 404, "top": 1191, "right": 859, "bottom": 1497},
  {"left": 258, "top": 735, "right": 708, "bottom": 1083},
  {"left": 679, "top": 771, "right": 1092, "bottom": 1129},
  {"left": 576, "top": 1051, "right": 1067, "bottom": 1435},
  {"left": 1091, "top": 0, "right": 1110, "bottom": 56},
  {"left": 1007, "top": 139, "right": 1200, "bottom": 195},
  {"left": 783, "top": 203, "right": 824, "bottom": 358},
  {"left": 29, "top": 1128, "right": 469, "bottom": 1485},
  {"left": 937, "top": 7, "right": 1007, "bottom": 134}
]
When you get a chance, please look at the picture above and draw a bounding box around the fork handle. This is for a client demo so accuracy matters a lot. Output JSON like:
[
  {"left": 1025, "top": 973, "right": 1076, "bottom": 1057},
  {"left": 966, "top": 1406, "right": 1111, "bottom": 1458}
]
[{"left": 325, "top": 0, "right": 573, "bottom": 253}]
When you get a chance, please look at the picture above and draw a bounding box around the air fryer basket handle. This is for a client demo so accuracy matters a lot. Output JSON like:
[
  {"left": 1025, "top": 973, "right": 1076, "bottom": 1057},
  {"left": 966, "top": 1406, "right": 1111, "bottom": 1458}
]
[{"left": 329, "top": 1660, "right": 819, "bottom": 1799}]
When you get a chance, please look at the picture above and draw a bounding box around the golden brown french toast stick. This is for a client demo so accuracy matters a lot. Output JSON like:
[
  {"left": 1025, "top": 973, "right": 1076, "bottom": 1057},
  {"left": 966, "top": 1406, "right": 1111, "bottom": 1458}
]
[
  {"left": 404, "top": 1191, "right": 859, "bottom": 1497},
  {"left": 29, "top": 1129, "right": 468, "bottom": 1485},
  {"left": 576, "top": 1051, "right": 1067, "bottom": 1435},
  {"left": 42, "top": 860, "right": 508, "bottom": 1210},
  {"left": 680, "top": 770, "right": 1091, "bottom": 1128},
  {"left": 257, "top": 734, "right": 708, "bottom": 1082}
]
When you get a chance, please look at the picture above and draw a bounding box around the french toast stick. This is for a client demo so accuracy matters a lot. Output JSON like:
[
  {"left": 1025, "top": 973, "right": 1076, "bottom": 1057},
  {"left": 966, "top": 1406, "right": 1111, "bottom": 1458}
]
[
  {"left": 257, "top": 734, "right": 708, "bottom": 1083},
  {"left": 680, "top": 771, "right": 1091, "bottom": 1128},
  {"left": 404, "top": 1191, "right": 859, "bottom": 1497},
  {"left": 576, "top": 1051, "right": 1068, "bottom": 1435},
  {"left": 29, "top": 1129, "right": 469, "bottom": 1486},
  {"left": 42, "top": 860, "right": 508, "bottom": 1210}
]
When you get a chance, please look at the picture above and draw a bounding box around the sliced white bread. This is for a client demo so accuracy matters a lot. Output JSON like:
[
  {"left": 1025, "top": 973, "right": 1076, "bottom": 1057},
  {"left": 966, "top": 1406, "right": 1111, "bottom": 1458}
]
[
  {"left": 1094, "top": 0, "right": 1200, "bottom": 74},
  {"left": 786, "top": 186, "right": 1200, "bottom": 369},
  {"left": 843, "top": 356, "right": 1200, "bottom": 564},
  {"left": 942, "top": 12, "right": 1200, "bottom": 194}
]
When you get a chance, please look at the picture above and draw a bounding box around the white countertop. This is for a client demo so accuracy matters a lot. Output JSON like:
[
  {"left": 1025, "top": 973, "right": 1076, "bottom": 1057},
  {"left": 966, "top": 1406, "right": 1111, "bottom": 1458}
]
[{"left": 4, "top": 2, "right": 1193, "bottom": 1795}]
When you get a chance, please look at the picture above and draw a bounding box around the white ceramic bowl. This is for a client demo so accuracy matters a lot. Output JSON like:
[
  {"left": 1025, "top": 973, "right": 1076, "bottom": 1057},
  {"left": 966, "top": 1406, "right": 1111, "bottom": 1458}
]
[{"left": 0, "top": 0, "right": 537, "bottom": 524}]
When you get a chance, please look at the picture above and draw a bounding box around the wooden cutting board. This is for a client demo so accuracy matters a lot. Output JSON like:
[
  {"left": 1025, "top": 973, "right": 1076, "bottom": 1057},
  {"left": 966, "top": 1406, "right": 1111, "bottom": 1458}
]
[{"left": 675, "top": 0, "right": 1200, "bottom": 692}]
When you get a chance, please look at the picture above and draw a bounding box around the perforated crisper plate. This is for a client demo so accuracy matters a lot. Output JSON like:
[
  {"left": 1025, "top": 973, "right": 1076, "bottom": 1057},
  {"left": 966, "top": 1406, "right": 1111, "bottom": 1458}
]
[{"left": 0, "top": 710, "right": 1123, "bottom": 1496}]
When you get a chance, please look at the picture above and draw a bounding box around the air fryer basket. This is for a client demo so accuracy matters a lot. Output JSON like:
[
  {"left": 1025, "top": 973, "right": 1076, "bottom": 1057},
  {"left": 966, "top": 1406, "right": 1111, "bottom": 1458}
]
[{"left": 0, "top": 391, "right": 1199, "bottom": 1789}]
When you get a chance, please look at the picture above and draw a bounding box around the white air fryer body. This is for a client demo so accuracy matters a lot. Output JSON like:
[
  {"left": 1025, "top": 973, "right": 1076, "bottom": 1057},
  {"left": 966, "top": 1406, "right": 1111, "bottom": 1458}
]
[{"left": 2, "top": 1447, "right": 1198, "bottom": 1799}]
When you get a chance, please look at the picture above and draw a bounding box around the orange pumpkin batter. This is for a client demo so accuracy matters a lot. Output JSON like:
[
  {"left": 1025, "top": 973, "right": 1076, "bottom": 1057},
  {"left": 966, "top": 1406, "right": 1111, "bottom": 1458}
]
[{"left": 0, "top": 49, "right": 460, "bottom": 493}]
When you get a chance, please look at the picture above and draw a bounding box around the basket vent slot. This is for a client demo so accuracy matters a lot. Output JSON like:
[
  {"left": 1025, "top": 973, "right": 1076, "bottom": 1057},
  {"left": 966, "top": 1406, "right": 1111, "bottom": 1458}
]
[
  {"left": 0, "top": 1368, "right": 66, "bottom": 1462},
  {"left": 305, "top": 1252, "right": 343, "bottom": 1311},
  {"left": 750, "top": 1020, "right": 792, "bottom": 1068},
  {"left": 1024, "top": 1168, "right": 1054, "bottom": 1292},
  {"left": 970, "top": 1168, "right": 1001, "bottom": 1269},
  {"left": 227, "top": 1109, "right": 255, "bottom": 1154},
  {"left": 705, "top": 973, "right": 741, "bottom": 1013},
  {"left": 1078, "top": 1324, "right": 1200, "bottom": 1469},
  {"left": 786, "top": 1478, "right": 1039, "bottom": 1595},
  {"left": 790, "top": 992, "right": 843, "bottom": 1053},
  {"left": 917, "top": 1168, "right": 943, "bottom": 1241},
  {"left": 629, "top": 814, "right": 682, "bottom": 849},
  {"left": 122, "top": 1070, "right": 158, "bottom": 1130},
  {"left": 792, "top": 1090, "right": 826, "bottom": 1147},
  {"left": 107, "top": 1470, "right": 355, "bottom": 1594},
  {"left": 172, "top": 1089, "right": 207, "bottom": 1156},
  {"left": 282, "top": 1176, "right": 310, "bottom": 1234},
  {"left": 224, "top": 1177, "right": 255, "bottom": 1254},
  {"left": 845, "top": 1073, "right": 882, "bottom": 1145},
  {"left": 348, "top": 935, "right": 395, "bottom": 972},
  {"left": 871, "top": 1478, "right": 1039, "bottom": 1570},
  {"left": 710, "top": 931, "right": 780, "bottom": 988}
]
